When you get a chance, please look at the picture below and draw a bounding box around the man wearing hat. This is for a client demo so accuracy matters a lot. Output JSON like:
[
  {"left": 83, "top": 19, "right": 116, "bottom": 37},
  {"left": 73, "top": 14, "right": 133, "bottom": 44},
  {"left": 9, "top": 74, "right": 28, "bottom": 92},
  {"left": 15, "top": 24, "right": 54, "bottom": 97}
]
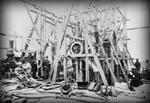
[{"left": 129, "top": 68, "right": 143, "bottom": 91}]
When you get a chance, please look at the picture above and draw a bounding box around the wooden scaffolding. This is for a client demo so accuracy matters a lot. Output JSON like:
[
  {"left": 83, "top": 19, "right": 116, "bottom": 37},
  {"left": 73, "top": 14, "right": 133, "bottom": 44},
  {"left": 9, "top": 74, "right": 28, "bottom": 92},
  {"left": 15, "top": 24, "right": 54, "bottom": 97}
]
[{"left": 22, "top": 0, "right": 135, "bottom": 86}]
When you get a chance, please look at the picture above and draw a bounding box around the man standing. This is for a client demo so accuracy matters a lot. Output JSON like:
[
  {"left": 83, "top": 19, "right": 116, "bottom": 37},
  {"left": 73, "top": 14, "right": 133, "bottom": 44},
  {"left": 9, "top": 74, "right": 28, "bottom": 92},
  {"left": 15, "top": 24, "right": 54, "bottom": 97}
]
[
  {"left": 145, "top": 60, "right": 150, "bottom": 71},
  {"left": 4, "top": 55, "right": 17, "bottom": 79},
  {"left": 94, "top": 25, "right": 99, "bottom": 53},
  {"left": 144, "top": 59, "right": 150, "bottom": 79},
  {"left": 57, "top": 60, "right": 63, "bottom": 81},
  {"left": 42, "top": 56, "right": 50, "bottom": 80},
  {"left": 30, "top": 57, "right": 37, "bottom": 79},
  {"left": 134, "top": 59, "right": 141, "bottom": 72},
  {"left": 67, "top": 56, "right": 74, "bottom": 81}
]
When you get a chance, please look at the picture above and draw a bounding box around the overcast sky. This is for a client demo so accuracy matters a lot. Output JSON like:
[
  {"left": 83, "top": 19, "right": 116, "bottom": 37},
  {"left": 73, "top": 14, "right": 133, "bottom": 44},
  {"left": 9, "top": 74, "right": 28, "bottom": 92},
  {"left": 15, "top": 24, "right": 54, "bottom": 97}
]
[
  {"left": 1, "top": 0, "right": 150, "bottom": 61},
  {"left": 126, "top": 1, "right": 149, "bottom": 61}
]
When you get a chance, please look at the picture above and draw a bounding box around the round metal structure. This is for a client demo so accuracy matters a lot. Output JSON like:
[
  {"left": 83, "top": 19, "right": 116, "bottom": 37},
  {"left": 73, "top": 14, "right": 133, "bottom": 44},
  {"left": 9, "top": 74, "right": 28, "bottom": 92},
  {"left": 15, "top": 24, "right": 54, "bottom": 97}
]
[{"left": 70, "top": 41, "right": 83, "bottom": 55}]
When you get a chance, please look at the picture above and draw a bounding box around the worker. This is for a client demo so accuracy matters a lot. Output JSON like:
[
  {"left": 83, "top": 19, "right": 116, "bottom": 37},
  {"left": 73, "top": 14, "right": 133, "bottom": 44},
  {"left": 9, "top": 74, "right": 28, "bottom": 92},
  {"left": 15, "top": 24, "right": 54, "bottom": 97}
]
[
  {"left": 113, "top": 31, "right": 117, "bottom": 45},
  {"left": 134, "top": 59, "right": 141, "bottom": 72},
  {"left": 113, "top": 31, "right": 117, "bottom": 51},
  {"left": 60, "top": 81, "right": 72, "bottom": 97},
  {"left": 66, "top": 56, "right": 74, "bottom": 81},
  {"left": 143, "top": 59, "right": 150, "bottom": 79},
  {"left": 94, "top": 25, "right": 99, "bottom": 44},
  {"left": 72, "top": 58, "right": 76, "bottom": 80},
  {"left": 4, "top": 56, "right": 17, "bottom": 79},
  {"left": 103, "top": 39, "right": 111, "bottom": 57},
  {"left": 42, "top": 56, "right": 50, "bottom": 80},
  {"left": 129, "top": 68, "right": 143, "bottom": 91},
  {"left": 57, "top": 59, "right": 63, "bottom": 81},
  {"left": 94, "top": 25, "right": 99, "bottom": 53},
  {"left": 30, "top": 57, "right": 37, "bottom": 79},
  {"left": 145, "top": 60, "right": 150, "bottom": 71},
  {"left": 0, "top": 59, "right": 5, "bottom": 79}
]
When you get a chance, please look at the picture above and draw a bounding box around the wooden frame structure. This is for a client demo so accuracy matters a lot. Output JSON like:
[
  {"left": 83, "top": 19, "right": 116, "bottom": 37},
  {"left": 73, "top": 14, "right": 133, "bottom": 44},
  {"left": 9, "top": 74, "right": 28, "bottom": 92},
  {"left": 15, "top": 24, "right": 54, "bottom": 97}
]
[{"left": 21, "top": 0, "right": 135, "bottom": 86}]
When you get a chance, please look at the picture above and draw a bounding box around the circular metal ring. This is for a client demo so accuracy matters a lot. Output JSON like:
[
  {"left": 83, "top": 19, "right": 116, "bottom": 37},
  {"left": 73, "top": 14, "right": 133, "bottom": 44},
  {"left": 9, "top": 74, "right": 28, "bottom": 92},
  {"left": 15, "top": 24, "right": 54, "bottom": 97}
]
[{"left": 70, "top": 41, "right": 83, "bottom": 55}]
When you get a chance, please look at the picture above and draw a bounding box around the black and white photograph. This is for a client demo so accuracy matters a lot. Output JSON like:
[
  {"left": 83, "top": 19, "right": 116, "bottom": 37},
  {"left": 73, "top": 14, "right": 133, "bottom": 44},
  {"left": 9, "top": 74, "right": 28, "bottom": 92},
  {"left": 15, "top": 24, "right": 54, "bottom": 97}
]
[{"left": 0, "top": 0, "right": 150, "bottom": 103}]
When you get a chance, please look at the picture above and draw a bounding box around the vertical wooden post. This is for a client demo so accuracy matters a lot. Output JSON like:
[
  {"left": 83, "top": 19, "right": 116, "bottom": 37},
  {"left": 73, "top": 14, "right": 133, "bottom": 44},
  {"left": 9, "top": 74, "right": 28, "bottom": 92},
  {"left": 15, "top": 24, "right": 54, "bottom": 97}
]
[
  {"left": 76, "top": 58, "right": 79, "bottom": 82},
  {"left": 79, "top": 58, "right": 83, "bottom": 82},
  {"left": 64, "top": 33, "right": 67, "bottom": 81},
  {"left": 85, "top": 41, "right": 89, "bottom": 82},
  {"left": 110, "top": 47, "right": 115, "bottom": 85},
  {"left": 63, "top": 56, "right": 67, "bottom": 81},
  {"left": 39, "top": 6, "right": 44, "bottom": 77},
  {"left": 110, "top": 47, "right": 114, "bottom": 73}
]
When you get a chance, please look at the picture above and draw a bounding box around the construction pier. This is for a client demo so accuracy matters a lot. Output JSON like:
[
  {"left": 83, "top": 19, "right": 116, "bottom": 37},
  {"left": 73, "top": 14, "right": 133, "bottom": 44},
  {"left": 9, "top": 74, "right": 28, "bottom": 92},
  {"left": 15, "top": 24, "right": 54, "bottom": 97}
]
[{"left": 0, "top": 0, "right": 150, "bottom": 103}]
